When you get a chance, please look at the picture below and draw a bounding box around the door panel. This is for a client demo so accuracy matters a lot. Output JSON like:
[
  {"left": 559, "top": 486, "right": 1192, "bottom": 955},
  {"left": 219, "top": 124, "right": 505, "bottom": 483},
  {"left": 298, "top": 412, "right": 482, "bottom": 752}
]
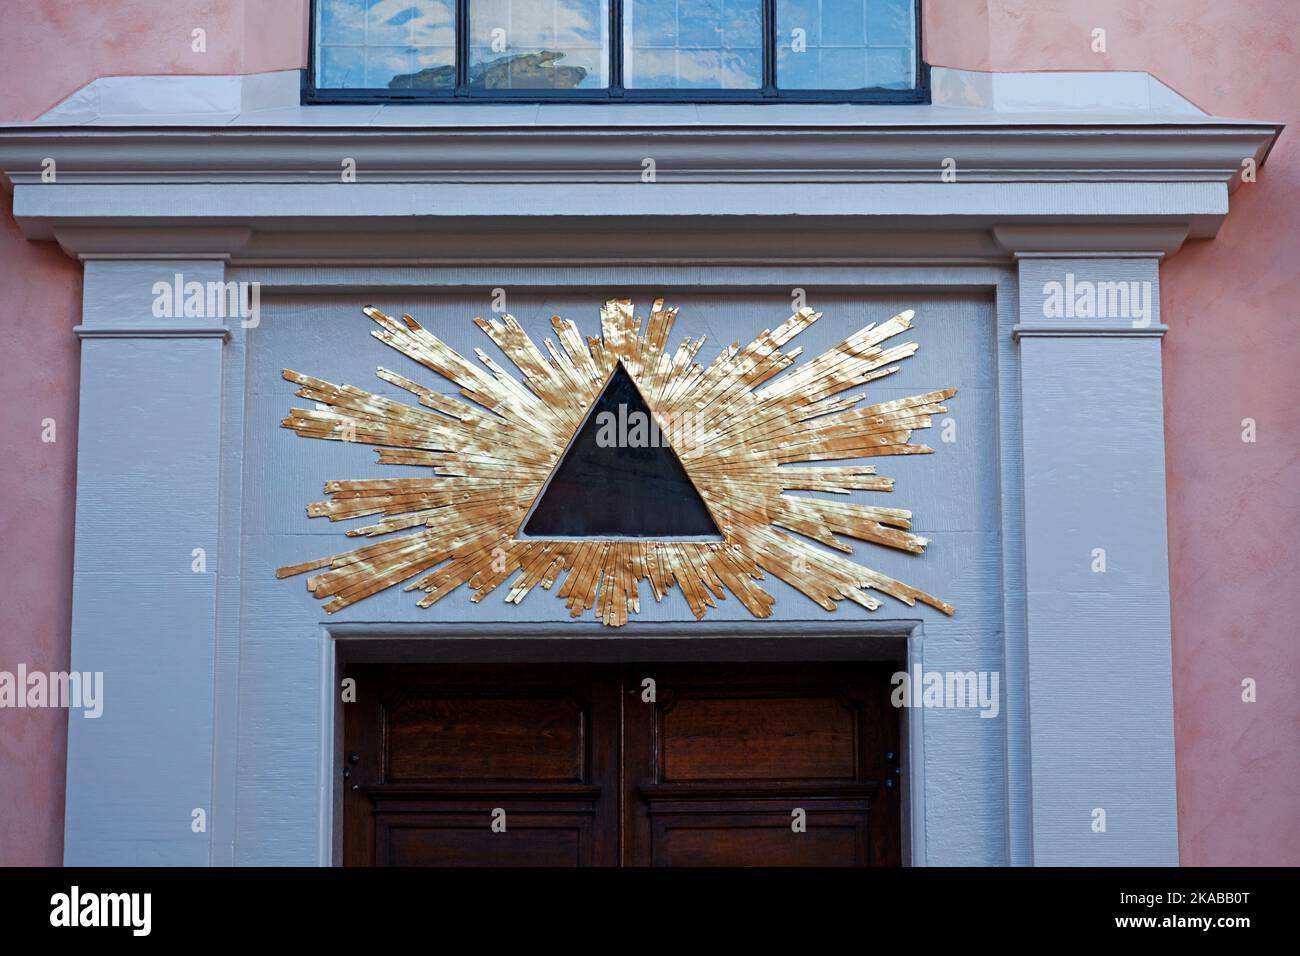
[
  {"left": 660, "top": 695, "right": 859, "bottom": 781},
  {"left": 344, "top": 661, "right": 900, "bottom": 866},
  {"left": 650, "top": 817, "right": 865, "bottom": 867},
  {"left": 376, "top": 812, "right": 593, "bottom": 867},
  {"left": 385, "top": 695, "right": 586, "bottom": 782},
  {"left": 343, "top": 664, "right": 618, "bottom": 867},
  {"left": 623, "top": 662, "right": 901, "bottom": 866}
]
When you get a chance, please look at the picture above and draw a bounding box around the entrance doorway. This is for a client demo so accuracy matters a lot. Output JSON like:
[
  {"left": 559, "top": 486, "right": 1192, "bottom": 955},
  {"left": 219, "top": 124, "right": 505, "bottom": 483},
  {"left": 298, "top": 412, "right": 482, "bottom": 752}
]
[{"left": 343, "top": 661, "right": 901, "bottom": 866}]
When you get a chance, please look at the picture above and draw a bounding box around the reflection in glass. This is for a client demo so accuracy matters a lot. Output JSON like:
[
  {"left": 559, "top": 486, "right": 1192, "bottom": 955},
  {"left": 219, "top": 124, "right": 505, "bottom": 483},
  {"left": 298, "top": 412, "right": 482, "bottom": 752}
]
[
  {"left": 624, "top": 0, "right": 762, "bottom": 90},
  {"left": 777, "top": 0, "right": 915, "bottom": 90},
  {"left": 315, "top": 0, "right": 458, "bottom": 89},
  {"left": 469, "top": 0, "right": 609, "bottom": 90},
  {"left": 314, "top": 0, "right": 919, "bottom": 95}
]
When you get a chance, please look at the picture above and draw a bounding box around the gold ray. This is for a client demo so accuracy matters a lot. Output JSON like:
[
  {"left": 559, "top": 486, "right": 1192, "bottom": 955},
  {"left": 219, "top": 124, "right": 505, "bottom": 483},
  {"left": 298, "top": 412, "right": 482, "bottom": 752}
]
[{"left": 277, "top": 299, "right": 958, "bottom": 626}]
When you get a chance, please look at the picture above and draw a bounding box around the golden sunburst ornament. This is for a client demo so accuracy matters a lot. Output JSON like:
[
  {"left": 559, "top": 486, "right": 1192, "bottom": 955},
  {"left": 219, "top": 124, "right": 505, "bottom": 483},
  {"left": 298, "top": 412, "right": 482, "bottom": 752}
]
[{"left": 277, "top": 298, "right": 957, "bottom": 626}]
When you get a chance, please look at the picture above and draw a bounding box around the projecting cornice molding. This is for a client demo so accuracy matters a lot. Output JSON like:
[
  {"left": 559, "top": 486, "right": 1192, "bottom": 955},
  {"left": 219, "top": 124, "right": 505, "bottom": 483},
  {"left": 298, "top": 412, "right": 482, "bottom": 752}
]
[
  {"left": 0, "top": 122, "right": 1277, "bottom": 187},
  {"left": 0, "top": 67, "right": 1281, "bottom": 263}
]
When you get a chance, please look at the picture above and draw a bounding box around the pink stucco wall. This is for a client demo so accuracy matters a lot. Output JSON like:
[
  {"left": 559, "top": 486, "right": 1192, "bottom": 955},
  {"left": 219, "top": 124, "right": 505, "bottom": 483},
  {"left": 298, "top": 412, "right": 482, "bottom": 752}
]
[
  {"left": 0, "top": 203, "right": 79, "bottom": 867},
  {"left": 0, "top": 1, "right": 1294, "bottom": 865},
  {"left": 927, "top": 0, "right": 1300, "bottom": 867},
  {"left": 0, "top": 0, "right": 308, "bottom": 119},
  {"left": 0, "top": 0, "right": 307, "bottom": 867}
]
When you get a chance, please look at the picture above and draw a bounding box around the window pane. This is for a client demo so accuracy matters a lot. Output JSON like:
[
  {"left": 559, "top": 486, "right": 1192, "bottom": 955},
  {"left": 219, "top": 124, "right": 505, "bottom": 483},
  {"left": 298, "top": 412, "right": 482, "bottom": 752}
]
[
  {"left": 469, "top": 0, "right": 610, "bottom": 90},
  {"left": 315, "top": 0, "right": 457, "bottom": 90},
  {"left": 624, "top": 0, "right": 762, "bottom": 90},
  {"left": 777, "top": 0, "right": 916, "bottom": 90}
]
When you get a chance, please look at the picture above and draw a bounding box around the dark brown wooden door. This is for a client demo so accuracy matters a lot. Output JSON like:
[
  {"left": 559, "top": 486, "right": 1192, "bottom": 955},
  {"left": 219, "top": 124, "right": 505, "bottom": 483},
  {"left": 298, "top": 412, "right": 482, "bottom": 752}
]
[{"left": 343, "top": 662, "right": 900, "bottom": 866}]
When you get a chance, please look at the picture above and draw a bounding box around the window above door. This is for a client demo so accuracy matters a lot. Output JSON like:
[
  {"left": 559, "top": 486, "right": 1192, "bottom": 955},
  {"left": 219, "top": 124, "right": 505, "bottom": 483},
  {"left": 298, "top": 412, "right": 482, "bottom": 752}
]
[{"left": 307, "top": 0, "right": 926, "bottom": 103}]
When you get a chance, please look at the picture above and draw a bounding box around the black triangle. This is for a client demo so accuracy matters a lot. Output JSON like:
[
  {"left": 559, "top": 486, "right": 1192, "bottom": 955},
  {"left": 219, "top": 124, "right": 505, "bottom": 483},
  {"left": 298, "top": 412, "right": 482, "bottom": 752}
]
[{"left": 522, "top": 364, "right": 721, "bottom": 538}]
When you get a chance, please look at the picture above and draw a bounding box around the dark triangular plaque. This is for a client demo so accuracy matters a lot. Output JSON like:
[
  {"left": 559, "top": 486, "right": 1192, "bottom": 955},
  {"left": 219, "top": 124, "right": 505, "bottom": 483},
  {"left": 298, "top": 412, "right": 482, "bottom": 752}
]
[{"left": 522, "top": 364, "right": 721, "bottom": 538}]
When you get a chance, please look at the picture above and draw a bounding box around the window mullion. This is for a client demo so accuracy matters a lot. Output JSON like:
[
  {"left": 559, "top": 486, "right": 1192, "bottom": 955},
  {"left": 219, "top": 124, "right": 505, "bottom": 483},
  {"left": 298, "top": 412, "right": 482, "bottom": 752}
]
[
  {"left": 456, "top": 0, "right": 469, "bottom": 95},
  {"left": 762, "top": 0, "right": 777, "bottom": 96},
  {"left": 611, "top": 0, "right": 624, "bottom": 97}
]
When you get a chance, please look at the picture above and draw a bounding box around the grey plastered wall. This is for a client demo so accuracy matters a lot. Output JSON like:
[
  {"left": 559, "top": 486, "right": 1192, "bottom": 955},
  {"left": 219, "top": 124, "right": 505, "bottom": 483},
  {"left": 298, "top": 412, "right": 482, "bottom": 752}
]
[
  {"left": 64, "top": 260, "right": 229, "bottom": 864},
  {"left": 57, "top": 254, "right": 1182, "bottom": 867},
  {"left": 227, "top": 272, "right": 1013, "bottom": 866},
  {"left": 1015, "top": 256, "right": 1178, "bottom": 865}
]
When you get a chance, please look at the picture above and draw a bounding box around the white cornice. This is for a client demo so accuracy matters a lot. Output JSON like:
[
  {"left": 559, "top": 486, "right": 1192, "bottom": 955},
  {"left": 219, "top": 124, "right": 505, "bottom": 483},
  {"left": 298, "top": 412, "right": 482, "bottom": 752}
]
[
  {"left": 0, "top": 122, "right": 1279, "bottom": 186},
  {"left": 0, "top": 67, "right": 1281, "bottom": 263}
]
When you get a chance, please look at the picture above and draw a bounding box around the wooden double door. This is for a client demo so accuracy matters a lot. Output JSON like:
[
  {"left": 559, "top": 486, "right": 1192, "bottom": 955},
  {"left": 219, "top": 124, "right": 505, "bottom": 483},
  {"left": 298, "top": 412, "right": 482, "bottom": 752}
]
[{"left": 343, "top": 661, "right": 901, "bottom": 866}]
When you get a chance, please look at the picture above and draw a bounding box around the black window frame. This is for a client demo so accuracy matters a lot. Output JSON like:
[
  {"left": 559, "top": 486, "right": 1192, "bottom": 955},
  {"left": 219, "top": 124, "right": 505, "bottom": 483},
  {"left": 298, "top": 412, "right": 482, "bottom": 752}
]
[{"left": 304, "top": 0, "right": 929, "bottom": 104}]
